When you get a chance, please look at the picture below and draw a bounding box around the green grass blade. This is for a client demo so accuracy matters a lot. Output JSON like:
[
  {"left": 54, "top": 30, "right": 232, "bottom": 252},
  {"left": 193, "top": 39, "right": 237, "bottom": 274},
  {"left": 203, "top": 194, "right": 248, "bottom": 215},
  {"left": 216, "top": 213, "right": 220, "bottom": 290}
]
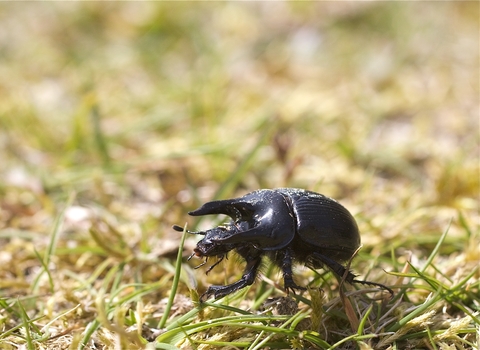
[
  {"left": 388, "top": 288, "right": 443, "bottom": 332},
  {"left": 31, "top": 192, "right": 75, "bottom": 294},
  {"left": 158, "top": 224, "right": 189, "bottom": 329},
  {"left": 33, "top": 248, "right": 54, "bottom": 293},
  {"left": 89, "top": 96, "right": 111, "bottom": 167},
  {"left": 17, "top": 299, "right": 35, "bottom": 350},
  {"left": 79, "top": 319, "right": 100, "bottom": 350},
  {"left": 420, "top": 219, "right": 451, "bottom": 274}
]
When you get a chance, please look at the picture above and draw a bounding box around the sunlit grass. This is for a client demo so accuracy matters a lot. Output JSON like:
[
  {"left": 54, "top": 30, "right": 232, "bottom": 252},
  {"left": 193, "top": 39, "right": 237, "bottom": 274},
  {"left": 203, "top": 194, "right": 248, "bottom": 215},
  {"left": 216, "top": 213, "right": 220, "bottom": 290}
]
[{"left": 0, "top": 2, "right": 478, "bottom": 349}]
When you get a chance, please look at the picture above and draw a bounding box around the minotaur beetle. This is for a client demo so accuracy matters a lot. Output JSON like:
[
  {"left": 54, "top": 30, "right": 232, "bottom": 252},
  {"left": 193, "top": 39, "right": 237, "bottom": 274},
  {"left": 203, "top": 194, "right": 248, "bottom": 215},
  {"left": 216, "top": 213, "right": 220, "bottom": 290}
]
[{"left": 173, "top": 188, "right": 393, "bottom": 300}]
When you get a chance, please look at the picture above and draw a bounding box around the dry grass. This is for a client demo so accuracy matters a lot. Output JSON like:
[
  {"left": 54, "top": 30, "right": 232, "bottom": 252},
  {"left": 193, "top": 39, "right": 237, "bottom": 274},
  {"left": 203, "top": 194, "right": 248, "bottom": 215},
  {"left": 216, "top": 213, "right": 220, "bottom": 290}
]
[{"left": 0, "top": 2, "right": 478, "bottom": 349}]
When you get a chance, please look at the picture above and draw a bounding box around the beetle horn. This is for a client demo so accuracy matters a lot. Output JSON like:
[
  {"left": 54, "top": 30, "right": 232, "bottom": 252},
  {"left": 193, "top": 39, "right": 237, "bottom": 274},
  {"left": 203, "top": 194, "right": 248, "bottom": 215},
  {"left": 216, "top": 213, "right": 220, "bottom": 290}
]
[{"left": 189, "top": 199, "right": 254, "bottom": 220}]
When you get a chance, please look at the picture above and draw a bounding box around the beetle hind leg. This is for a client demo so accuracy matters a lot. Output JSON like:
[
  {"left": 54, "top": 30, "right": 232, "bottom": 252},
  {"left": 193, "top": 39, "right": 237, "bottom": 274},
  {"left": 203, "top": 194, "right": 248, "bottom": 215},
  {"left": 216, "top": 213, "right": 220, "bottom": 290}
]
[
  {"left": 310, "top": 252, "right": 394, "bottom": 296},
  {"left": 352, "top": 279, "right": 394, "bottom": 296},
  {"left": 309, "top": 252, "right": 357, "bottom": 283}
]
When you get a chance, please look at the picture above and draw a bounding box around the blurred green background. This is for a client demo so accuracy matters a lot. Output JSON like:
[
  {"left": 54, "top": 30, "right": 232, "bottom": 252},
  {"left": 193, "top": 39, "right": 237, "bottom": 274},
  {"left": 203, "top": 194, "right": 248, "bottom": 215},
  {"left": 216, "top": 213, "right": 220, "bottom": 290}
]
[
  {"left": 1, "top": 2, "right": 477, "bottom": 235},
  {"left": 0, "top": 2, "right": 478, "bottom": 347}
]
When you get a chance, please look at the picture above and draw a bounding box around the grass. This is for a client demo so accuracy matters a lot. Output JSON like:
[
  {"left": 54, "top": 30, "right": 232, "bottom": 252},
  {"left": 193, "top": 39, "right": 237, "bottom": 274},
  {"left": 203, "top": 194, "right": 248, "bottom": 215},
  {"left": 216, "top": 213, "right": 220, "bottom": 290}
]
[{"left": 0, "top": 2, "right": 479, "bottom": 349}]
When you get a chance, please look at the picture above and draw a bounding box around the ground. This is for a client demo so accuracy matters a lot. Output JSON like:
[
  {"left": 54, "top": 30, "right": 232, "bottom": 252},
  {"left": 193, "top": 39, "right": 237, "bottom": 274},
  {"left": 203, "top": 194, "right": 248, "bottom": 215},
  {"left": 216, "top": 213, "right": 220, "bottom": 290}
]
[{"left": 0, "top": 2, "right": 478, "bottom": 349}]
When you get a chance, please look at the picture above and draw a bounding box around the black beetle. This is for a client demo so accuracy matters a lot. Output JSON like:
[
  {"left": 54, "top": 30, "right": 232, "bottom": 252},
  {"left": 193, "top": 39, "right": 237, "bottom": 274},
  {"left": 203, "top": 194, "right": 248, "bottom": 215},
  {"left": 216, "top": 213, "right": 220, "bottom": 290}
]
[{"left": 173, "top": 188, "right": 393, "bottom": 300}]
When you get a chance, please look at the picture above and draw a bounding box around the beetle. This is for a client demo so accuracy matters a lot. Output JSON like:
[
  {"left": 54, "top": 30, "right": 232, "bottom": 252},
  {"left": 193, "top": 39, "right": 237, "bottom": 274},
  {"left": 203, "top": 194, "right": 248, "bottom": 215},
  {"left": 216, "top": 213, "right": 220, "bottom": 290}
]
[{"left": 173, "top": 188, "right": 393, "bottom": 300}]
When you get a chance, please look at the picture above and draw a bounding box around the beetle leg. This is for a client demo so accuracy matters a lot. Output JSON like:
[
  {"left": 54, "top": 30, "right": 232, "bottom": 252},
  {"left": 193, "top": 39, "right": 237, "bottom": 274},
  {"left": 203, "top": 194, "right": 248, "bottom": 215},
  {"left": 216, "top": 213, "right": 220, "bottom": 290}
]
[
  {"left": 205, "top": 255, "right": 225, "bottom": 274},
  {"left": 310, "top": 252, "right": 356, "bottom": 283},
  {"left": 193, "top": 258, "right": 208, "bottom": 269},
  {"left": 310, "top": 252, "right": 394, "bottom": 295},
  {"left": 353, "top": 279, "right": 394, "bottom": 296},
  {"left": 279, "top": 247, "right": 306, "bottom": 293},
  {"left": 200, "top": 250, "right": 262, "bottom": 301}
]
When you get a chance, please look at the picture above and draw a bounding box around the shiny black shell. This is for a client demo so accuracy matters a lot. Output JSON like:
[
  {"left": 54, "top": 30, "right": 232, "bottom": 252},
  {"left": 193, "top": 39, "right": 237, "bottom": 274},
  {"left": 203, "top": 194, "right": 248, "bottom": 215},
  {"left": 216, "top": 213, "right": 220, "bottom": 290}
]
[
  {"left": 189, "top": 188, "right": 360, "bottom": 261},
  {"left": 174, "top": 188, "right": 392, "bottom": 300}
]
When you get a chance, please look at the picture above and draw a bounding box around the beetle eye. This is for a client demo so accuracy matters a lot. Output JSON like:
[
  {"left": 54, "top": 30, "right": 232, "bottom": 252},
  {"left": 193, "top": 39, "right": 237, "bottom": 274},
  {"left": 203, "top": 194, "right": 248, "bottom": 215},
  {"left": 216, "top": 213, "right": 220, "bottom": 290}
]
[{"left": 193, "top": 248, "right": 204, "bottom": 257}]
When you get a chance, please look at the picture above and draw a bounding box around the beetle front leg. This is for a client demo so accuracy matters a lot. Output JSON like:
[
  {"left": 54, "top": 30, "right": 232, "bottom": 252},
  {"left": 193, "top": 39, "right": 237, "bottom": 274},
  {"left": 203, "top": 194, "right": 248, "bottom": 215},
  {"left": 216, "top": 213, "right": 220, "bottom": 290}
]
[{"left": 201, "top": 254, "right": 262, "bottom": 301}]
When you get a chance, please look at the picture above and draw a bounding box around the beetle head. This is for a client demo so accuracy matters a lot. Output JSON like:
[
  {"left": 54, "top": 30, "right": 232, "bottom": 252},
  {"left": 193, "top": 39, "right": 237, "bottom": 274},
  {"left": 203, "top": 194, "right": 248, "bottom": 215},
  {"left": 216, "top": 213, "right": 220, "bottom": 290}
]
[
  {"left": 191, "top": 226, "right": 239, "bottom": 258},
  {"left": 173, "top": 223, "right": 243, "bottom": 258}
]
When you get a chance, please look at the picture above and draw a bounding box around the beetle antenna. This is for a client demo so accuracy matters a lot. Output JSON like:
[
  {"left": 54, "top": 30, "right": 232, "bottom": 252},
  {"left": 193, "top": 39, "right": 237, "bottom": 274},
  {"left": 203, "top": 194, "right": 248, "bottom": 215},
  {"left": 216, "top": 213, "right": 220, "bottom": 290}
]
[
  {"left": 172, "top": 224, "right": 206, "bottom": 235},
  {"left": 172, "top": 225, "right": 186, "bottom": 232}
]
